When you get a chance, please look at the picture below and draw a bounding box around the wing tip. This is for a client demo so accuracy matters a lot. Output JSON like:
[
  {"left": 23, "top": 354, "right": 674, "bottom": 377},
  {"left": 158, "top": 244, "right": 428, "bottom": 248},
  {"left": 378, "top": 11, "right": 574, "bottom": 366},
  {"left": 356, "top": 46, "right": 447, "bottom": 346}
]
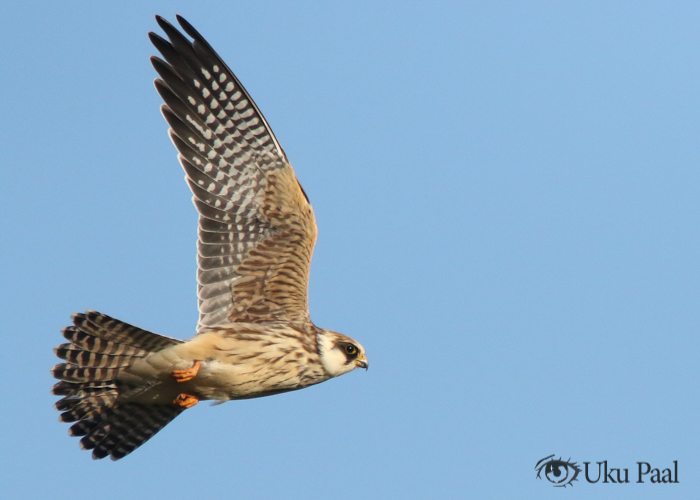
[
  {"left": 175, "top": 15, "right": 202, "bottom": 43},
  {"left": 154, "top": 14, "right": 172, "bottom": 32}
]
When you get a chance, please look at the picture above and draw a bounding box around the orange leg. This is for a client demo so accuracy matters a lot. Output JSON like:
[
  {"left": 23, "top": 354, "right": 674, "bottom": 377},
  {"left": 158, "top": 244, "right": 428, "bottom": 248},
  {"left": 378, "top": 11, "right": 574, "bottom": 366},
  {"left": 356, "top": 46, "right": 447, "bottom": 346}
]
[
  {"left": 171, "top": 360, "right": 201, "bottom": 383},
  {"left": 173, "top": 393, "right": 199, "bottom": 409}
]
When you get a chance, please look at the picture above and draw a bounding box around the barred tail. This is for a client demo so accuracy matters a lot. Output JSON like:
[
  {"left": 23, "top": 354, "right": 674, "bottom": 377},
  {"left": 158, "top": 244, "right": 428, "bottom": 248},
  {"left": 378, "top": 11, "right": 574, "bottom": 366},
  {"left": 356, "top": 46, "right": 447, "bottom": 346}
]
[{"left": 52, "top": 310, "right": 184, "bottom": 460}]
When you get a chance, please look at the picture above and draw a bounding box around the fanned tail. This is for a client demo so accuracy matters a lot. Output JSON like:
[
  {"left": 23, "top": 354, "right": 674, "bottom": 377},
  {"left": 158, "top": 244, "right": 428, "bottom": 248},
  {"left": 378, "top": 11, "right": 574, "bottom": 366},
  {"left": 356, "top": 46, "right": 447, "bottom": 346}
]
[
  {"left": 69, "top": 403, "right": 184, "bottom": 460},
  {"left": 52, "top": 310, "right": 184, "bottom": 460}
]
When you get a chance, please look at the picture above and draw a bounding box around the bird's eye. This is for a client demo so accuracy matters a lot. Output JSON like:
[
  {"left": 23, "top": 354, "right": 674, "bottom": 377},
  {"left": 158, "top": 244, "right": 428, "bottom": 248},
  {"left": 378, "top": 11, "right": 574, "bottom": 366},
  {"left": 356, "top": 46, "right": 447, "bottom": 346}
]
[{"left": 345, "top": 344, "right": 357, "bottom": 355}]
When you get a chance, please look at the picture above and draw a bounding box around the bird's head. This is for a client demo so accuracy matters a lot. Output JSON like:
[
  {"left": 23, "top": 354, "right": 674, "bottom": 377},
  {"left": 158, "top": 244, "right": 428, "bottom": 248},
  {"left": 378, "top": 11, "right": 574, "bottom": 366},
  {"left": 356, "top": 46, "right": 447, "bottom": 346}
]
[{"left": 317, "top": 329, "right": 368, "bottom": 377}]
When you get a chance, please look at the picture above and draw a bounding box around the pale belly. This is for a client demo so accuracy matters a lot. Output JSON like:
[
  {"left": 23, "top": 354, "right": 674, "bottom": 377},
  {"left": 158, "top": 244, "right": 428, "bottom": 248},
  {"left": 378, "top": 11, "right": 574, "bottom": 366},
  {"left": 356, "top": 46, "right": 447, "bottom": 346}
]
[{"left": 116, "top": 332, "right": 327, "bottom": 404}]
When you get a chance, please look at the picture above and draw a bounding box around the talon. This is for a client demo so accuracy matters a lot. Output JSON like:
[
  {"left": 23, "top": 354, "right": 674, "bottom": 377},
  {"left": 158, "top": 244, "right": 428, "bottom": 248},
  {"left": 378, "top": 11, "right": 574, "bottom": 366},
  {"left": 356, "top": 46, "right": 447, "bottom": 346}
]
[
  {"left": 173, "top": 393, "right": 199, "bottom": 408},
  {"left": 171, "top": 360, "right": 201, "bottom": 382}
]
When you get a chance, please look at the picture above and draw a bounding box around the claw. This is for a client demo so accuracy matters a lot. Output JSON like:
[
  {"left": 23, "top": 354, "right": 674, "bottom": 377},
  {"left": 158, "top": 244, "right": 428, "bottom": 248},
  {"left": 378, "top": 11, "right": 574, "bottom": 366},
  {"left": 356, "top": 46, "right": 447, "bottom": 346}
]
[
  {"left": 171, "top": 360, "right": 201, "bottom": 383},
  {"left": 173, "top": 393, "right": 199, "bottom": 408}
]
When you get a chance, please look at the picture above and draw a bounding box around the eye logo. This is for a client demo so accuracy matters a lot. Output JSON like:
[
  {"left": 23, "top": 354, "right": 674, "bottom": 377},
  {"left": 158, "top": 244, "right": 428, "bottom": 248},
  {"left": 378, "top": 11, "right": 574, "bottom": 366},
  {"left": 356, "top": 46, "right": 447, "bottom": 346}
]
[{"left": 535, "top": 455, "right": 582, "bottom": 488}]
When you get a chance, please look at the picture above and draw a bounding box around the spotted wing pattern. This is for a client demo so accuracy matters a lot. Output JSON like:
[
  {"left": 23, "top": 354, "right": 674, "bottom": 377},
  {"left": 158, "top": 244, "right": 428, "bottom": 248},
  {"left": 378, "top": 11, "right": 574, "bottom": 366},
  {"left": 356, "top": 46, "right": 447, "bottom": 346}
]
[{"left": 150, "top": 16, "right": 317, "bottom": 329}]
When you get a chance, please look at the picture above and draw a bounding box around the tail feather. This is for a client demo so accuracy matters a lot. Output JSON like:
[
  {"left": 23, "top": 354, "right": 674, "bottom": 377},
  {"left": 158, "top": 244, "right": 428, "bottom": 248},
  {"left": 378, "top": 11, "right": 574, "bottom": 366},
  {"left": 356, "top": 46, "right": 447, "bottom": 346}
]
[
  {"left": 54, "top": 343, "right": 137, "bottom": 368},
  {"left": 57, "top": 392, "right": 120, "bottom": 423},
  {"left": 62, "top": 326, "right": 150, "bottom": 356},
  {"left": 51, "top": 364, "right": 123, "bottom": 383},
  {"left": 86, "top": 404, "right": 184, "bottom": 460},
  {"left": 53, "top": 310, "right": 187, "bottom": 460},
  {"left": 52, "top": 380, "right": 116, "bottom": 397},
  {"left": 55, "top": 389, "right": 116, "bottom": 411},
  {"left": 75, "top": 310, "right": 182, "bottom": 352}
]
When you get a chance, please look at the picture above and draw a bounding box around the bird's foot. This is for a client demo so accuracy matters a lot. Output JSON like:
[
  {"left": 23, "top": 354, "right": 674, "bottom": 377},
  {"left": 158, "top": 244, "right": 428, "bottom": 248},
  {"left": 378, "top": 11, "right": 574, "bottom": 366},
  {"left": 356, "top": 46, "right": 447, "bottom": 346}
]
[
  {"left": 171, "top": 360, "right": 201, "bottom": 382},
  {"left": 173, "top": 393, "right": 199, "bottom": 408}
]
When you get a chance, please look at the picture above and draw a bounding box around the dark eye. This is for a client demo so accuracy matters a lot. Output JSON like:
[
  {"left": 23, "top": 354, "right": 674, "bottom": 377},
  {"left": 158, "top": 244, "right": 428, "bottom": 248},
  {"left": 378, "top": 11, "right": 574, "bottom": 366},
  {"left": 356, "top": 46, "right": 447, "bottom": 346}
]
[{"left": 345, "top": 344, "right": 357, "bottom": 355}]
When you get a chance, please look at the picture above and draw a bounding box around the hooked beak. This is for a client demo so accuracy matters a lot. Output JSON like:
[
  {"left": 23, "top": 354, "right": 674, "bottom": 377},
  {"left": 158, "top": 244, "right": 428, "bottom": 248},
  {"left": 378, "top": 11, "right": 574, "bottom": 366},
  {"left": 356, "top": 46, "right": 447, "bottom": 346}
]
[{"left": 355, "top": 354, "right": 369, "bottom": 370}]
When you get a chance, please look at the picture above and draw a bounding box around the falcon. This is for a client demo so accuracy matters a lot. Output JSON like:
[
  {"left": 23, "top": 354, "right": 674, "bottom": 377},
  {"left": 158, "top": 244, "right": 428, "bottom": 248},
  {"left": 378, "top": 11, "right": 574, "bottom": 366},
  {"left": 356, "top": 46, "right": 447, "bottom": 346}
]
[{"left": 51, "top": 14, "right": 367, "bottom": 461}]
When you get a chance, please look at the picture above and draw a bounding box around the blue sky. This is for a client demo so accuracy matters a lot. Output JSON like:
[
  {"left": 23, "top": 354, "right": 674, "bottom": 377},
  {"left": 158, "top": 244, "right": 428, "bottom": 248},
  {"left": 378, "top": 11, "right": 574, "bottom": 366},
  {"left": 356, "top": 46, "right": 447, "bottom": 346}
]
[{"left": 1, "top": 1, "right": 699, "bottom": 499}]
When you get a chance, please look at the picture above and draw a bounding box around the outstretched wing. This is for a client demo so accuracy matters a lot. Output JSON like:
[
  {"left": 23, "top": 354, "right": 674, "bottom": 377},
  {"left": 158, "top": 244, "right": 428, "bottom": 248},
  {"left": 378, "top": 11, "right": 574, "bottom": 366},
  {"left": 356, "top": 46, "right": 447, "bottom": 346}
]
[{"left": 150, "top": 15, "right": 317, "bottom": 329}]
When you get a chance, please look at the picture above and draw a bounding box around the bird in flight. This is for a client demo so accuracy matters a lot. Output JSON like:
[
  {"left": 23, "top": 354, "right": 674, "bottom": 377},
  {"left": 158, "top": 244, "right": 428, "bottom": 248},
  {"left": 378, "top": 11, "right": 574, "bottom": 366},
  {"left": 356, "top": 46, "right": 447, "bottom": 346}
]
[{"left": 51, "top": 14, "right": 367, "bottom": 461}]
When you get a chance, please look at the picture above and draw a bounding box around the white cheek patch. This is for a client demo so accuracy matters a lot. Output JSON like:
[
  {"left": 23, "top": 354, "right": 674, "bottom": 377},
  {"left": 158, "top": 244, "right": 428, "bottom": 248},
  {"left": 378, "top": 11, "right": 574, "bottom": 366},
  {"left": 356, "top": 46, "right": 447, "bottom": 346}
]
[{"left": 317, "top": 334, "right": 355, "bottom": 378}]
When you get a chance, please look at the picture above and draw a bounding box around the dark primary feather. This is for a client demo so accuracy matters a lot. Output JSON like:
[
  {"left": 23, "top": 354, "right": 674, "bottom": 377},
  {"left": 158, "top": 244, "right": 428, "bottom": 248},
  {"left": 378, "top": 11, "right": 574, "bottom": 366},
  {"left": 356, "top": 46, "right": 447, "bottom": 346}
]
[{"left": 154, "top": 14, "right": 286, "bottom": 160}]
